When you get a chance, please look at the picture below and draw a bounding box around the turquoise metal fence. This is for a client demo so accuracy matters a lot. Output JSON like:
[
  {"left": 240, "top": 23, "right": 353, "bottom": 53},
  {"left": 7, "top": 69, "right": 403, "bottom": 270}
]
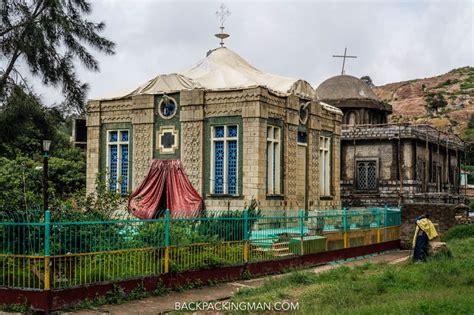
[{"left": 0, "top": 207, "right": 401, "bottom": 290}]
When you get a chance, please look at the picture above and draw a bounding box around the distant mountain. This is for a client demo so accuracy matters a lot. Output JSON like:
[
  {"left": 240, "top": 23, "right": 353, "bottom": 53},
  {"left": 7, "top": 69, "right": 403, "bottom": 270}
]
[{"left": 373, "top": 66, "right": 474, "bottom": 140}]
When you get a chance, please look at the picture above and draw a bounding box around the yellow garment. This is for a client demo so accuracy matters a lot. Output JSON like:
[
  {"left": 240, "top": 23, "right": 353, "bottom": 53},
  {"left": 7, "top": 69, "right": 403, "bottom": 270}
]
[{"left": 412, "top": 218, "right": 439, "bottom": 248}]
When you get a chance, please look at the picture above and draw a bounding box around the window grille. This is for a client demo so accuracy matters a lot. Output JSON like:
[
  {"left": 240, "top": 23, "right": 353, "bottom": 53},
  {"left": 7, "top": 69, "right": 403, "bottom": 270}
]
[
  {"left": 211, "top": 125, "right": 238, "bottom": 195},
  {"left": 107, "top": 130, "right": 130, "bottom": 194},
  {"left": 356, "top": 160, "right": 377, "bottom": 190}
]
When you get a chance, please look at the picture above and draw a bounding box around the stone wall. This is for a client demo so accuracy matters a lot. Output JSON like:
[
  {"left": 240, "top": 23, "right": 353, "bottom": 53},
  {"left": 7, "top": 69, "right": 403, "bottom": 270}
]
[
  {"left": 340, "top": 124, "right": 464, "bottom": 208},
  {"left": 86, "top": 95, "right": 155, "bottom": 194},
  {"left": 400, "top": 203, "right": 457, "bottom": 248},
  {"left": 341, "top": 141, "right": 393, "bottom": 181},
  {"left": 342, "top": 124, "right": 464, "bottom": 151}
]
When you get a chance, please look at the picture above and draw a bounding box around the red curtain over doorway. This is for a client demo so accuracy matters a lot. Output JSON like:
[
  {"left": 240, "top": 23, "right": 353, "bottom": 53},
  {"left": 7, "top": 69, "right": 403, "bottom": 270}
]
[{"left": 128, "top": 160, "right": 203, "bottom": 219}]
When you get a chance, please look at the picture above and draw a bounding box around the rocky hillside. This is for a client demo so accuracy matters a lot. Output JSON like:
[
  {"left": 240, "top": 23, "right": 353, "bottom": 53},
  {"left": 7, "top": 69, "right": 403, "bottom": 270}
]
[{"left": 373, "top": 66, "right": 474, "bottom": 140}]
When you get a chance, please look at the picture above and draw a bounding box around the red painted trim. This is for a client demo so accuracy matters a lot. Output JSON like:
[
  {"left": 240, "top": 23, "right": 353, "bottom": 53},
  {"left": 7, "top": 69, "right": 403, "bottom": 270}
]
[{"left": 0, "top": 240, "right": 400, "bottom": 312}]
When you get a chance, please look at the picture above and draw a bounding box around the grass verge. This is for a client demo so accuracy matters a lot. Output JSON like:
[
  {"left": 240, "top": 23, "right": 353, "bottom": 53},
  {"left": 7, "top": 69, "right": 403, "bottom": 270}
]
[{"left": 229, "top": 234, "right": 474, "bottom": 314}]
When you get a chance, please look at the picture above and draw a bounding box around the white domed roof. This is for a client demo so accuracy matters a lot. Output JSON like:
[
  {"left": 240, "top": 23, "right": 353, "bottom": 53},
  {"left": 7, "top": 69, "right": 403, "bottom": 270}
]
[{"left": 95, "top": 47, "right": 315, "bottom": 100}]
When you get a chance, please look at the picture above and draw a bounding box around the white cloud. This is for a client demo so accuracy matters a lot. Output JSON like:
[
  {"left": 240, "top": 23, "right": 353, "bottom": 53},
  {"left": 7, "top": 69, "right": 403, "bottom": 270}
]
[{"left": 18, "top": 0, "right": 474, "bottom": 104}]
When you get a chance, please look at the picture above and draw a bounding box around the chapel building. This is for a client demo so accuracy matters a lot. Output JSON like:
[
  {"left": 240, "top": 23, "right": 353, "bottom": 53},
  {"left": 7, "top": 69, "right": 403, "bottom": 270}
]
[
  {"left": 315, "top": 75, "right": 465, "bottom": 208},
  {"left": 86, "top": 47, "right": 343, "bottom": 213}
]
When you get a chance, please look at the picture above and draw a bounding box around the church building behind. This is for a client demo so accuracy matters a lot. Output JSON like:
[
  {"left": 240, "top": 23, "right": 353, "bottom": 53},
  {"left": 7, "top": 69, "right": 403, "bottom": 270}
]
[{"left": 316, "top": 74, "right": 465, "bottom": 207}]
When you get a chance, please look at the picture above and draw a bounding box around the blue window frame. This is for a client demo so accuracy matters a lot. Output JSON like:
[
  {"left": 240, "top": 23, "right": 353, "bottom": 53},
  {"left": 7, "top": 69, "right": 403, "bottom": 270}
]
[
  {"left": 211, "top": 125, "right": 238, "bottom": 195},
  {"left": 107, "top": 130, "right": 130, "bottom": 195}
]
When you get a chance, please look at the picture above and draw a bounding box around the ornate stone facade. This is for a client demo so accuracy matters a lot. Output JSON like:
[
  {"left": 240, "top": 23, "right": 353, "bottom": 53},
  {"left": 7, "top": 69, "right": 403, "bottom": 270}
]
[
  {"left": 180, "top": 121, "right": 203, "bottom": 193},
  {"left": 86, "top": 85, "right": 343, "bottom": 212},
  {"left": 85, "top": 46, "right": 345, "bottom": 213}
]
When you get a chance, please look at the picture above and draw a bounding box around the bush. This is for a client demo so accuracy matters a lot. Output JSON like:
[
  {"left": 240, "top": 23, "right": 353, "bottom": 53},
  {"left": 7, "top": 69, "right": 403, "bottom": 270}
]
[
  {"left": 0, "top": 152, "right": 86, "bottom": 212},
  {"left": 0, "top": 178, "right": 127, "bottom": 255},
  {"left": 137, "top": 220, "right": 217, "bottom": 248},
  {"left": 199, "top": 200, "right": 262, "bottom": 241},
  {"left": 425, "top": 92, "right": 447, "bottom": 111},
  {"left": 0, "top": 156, "right": 42, "bottom": 211},
  {"left": 442, "top": 225, "right": 474, "bottom": 241}
]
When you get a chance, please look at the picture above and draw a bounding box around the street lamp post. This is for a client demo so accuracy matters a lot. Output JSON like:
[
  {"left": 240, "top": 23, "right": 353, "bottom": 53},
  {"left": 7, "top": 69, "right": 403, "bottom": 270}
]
[{"left": 43, "top": 140, "right": 51, "bottom": 214}]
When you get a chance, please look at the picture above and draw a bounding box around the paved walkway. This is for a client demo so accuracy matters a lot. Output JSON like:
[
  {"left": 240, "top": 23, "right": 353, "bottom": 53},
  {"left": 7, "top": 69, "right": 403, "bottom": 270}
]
[{"left": 65, "top": 250, "right": 410, "bottom": 315}]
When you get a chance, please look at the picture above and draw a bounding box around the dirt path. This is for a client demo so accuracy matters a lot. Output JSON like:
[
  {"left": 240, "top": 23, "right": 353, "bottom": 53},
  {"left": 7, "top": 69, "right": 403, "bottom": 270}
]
[{"left": 63, "top": 250, "right": 410, "bottom": 315}]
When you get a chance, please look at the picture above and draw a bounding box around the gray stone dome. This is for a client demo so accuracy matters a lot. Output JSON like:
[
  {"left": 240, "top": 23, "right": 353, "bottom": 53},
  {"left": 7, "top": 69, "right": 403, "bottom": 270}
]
[{"left": 316, "top": 75, "right": 379, "bottom": 102}]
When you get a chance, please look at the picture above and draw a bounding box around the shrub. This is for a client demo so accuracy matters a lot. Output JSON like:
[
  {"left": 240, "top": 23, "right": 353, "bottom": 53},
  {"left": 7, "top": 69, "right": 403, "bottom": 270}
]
[
  {"left": 0, "top": 157, "right": 42, "bottom": 211},
  {"left": 0, "top": 152, "right": 86, "bottom": 212},
  {"left": 198, "top": 200, "right": 262, "bottom": 241},
  {"left": 442, "top": 225, "right": 474, "bottom": 241},
  {"left": 137, "top": 220, "right": 217, "bottom": 248},
  {"left": 425, "top": 92, "right": 447, "bottom": 111}
]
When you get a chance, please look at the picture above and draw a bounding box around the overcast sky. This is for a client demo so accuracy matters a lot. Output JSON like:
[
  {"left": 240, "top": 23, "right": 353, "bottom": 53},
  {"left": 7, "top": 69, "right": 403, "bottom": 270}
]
[{"left": 27, "top": 0, "right": 473, "bottom": 105}]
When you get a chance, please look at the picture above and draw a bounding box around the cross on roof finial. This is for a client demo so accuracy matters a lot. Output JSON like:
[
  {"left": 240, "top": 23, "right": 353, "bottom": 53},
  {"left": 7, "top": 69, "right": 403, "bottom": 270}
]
[
  {"left": 332, "top": 47, "right": 357, "bottom": 75},
  {"left": 215, "top": 3, "right": 231, "bottom": 47}
]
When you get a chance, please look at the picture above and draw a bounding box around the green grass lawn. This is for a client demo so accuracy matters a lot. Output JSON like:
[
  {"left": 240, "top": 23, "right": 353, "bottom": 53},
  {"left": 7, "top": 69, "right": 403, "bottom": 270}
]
[{"left": 230, "top": 228, "right": 474, "bottom": 314}]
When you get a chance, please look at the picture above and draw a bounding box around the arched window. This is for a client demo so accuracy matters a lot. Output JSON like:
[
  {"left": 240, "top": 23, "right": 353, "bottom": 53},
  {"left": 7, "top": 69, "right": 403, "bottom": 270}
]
[
  {"left": 364, "top": 111, "right": 370, "bottom": 125},
  {"left": 346, "top": 111, "right": 356, "bottom": 125}
]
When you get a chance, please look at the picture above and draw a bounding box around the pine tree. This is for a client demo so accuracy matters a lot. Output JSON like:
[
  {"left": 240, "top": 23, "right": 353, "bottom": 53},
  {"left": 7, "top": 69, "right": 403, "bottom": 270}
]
[{"left": 0, "top": 0, "right": 115, "bottom": 114}]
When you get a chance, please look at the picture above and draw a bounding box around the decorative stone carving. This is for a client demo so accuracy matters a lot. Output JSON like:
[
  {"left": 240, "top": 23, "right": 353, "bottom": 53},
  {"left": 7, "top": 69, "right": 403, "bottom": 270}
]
[
  {"left": 309, "top": 129, "right": 320, "bottom": 200},
  {"left": 181, "top": 121, "right": 203, "bottom": 193},
  {"left": 88, "top": 85, "right": 343, "bottom": 211},
  {"left": 285, "top": 124, "right": 298, "bottom": 202},
  {"left": 101, "top": 110, "right": 132, "bottom": 123},
  {"left": 204, "top": 88, "right": 285, "bottom": 107},
  {"left": 204, "top": 104, "right": 242, "bottom": 117},
  {"left": 132, "top": 124, "right": 153, "bottom": 189},
  {"left": 86, "top": 127, "right": 101, "bottom": 194},
  {"left": 268, "top": 109, "right": 286, "bottom": 120},
  {"left": 100, "top": 99, "right": 133, "bottom": 111},
  {"left": 156, "top": 126, "right": 179, "bottom": 154}
]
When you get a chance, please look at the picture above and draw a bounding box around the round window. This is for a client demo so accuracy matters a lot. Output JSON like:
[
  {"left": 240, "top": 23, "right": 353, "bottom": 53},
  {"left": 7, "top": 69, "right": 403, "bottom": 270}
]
[{"left": 158, "top": 96, "right": 177, "bottom": 119}]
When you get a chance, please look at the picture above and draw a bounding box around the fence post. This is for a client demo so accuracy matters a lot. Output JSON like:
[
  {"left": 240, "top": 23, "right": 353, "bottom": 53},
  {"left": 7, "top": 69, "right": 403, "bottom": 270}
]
[
  {"left": 376, "top": 208, "right": 381, "bottom": 243},
  {"left": 343, "top": 208, "right": 348, "bottom": 248},
  {"left": 299, "top": 209, "right": 304, "bottom": 255},
  {"left": 165, "top": 209, "right": 170, "bottom": 273},
  {"left": 243, "top": 209, "right": 249, "bottom": 262},
  {"left": 384, "top": 205, "right": 388, "bottom": 242},
  {"left": 44, "top": 210, "right": 51, "bottom": 290}
]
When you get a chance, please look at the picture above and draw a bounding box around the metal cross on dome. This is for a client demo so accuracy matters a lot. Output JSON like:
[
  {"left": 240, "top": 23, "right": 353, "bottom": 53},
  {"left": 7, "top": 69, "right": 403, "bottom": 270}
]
[
  {"left": 332, "top": 47, "right": 357, "bottom": 75},
  {"left": 215, "top": 3, "right": 231, "bottom": 47}
]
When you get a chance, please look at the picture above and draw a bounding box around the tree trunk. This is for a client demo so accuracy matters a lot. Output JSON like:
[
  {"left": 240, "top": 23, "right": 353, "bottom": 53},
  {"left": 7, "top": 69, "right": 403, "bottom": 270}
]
[{"left": 0, "top": 49, "right": 21, "bottom": 95}]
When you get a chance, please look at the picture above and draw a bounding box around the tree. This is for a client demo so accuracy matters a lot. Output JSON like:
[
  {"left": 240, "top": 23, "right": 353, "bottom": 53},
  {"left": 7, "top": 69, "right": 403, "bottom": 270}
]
[
  {"left": 468, "top": 113, "right": 474, "bottom": 129},
  {"left": 360, "top": 75, "right": 375, "bottom": 88},
  {"left": 0, "top": 0, "right": 115, "bottom": 114},
  {"left": 0, "top": 86, "right": 76, "bottom": 158},
  {"left": 0, "top": 86, "right": 56, "bottom": 158},
  {"left": 0, "top": 86, "right": 88, "bottom": 210},
  {"left": 425, "top": 92, "right": 447, "bottom": 111}
]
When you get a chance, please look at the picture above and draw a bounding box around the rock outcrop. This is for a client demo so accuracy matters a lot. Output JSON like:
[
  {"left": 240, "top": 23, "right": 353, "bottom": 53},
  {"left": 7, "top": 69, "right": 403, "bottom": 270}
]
[{"left": 373, "top": 66, "right": 474, "bottom": 139}]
